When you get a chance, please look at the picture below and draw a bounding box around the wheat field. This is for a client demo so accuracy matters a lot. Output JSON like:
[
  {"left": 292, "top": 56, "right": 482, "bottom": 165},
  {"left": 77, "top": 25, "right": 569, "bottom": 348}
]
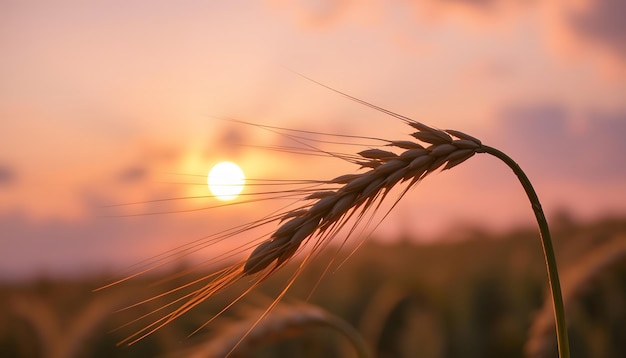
[{"left": 2, "top": 214, "right": 625, "bottom": 357}]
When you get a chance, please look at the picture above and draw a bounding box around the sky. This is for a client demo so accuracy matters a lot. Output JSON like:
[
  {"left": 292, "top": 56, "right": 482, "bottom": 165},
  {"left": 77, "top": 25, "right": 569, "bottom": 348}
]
[{"left": 1, "top": 0, "right": 626, "bottom": 279}]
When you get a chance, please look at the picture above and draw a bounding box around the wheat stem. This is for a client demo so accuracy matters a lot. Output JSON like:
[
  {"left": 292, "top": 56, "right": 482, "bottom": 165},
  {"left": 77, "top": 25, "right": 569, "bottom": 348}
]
[
  {"left": 314, "top": 313, "right": 371, "bottom": 358},
  {"left": 478, "top": 145, "right": 570, "bottom": 358}
]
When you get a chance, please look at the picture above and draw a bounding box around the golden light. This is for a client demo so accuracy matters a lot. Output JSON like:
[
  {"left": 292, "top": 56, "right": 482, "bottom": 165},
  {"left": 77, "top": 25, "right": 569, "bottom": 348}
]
[{"left": 207, "top": 161, "right": 245, "bottom": 201}]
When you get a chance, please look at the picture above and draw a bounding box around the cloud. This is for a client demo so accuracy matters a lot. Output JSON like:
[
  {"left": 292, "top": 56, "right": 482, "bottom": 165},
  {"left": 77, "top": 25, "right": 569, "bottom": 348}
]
[
  {"left": 216, "top": 125, "right": 248, "bottom": 155},
  {"left": 268, "top": 0, "right": 357, "bottom": 29},
  {"left": 564, "top": 0, "right": 626, "bottom": 59},
  {"left": 580, "top": 109, "right": 626, "bottom": 177},
  {"left": 0, "top": 211, "right": 173, "bottom": 280},
  {"left": 0, "top": 165, "right": 16, "bottom": 187},
  {"left": 407, "top": 0, "right": 626, "bottom": 68},
  {"left": 117, "top": 165, "right": 148, "bottom": 183},
  {"left": 492, "top": 102, "right": 626, "bottom": 181}
]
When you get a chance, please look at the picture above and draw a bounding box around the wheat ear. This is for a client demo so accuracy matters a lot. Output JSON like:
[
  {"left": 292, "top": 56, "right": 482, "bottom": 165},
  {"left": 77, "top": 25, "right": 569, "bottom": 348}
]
[
  {"left": 178, "top": 301, "right": 370, "bottom": 358},
  {"left": 105, "top": 82, "right": 569, "bottom": 356},
  {"left": 243, "top": 122, "right": 481, "bottom": 274},
  {"left": 241, "top": 118, "right": 569, "bottom": 357}
]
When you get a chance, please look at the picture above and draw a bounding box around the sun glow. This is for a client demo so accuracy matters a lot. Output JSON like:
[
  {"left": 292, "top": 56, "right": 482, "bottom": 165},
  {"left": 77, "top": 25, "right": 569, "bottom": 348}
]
[{"left": 207, "top": 161, "right": 245, "bottom": 201}]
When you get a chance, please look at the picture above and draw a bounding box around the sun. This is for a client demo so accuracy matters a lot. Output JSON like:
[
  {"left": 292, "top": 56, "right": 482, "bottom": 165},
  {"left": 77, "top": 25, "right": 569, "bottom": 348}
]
[{"left": 207, "top": 161, "right": 245, "bottom": 201}]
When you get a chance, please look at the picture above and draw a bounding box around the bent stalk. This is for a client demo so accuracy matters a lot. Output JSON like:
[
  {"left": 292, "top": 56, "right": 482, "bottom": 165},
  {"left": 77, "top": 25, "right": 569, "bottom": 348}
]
[
  {"left": 478, "top": 145, "right": 570, "bottom": 358},
  {"left": 109, "top": 95, "right": 570, "bottom": 358}
]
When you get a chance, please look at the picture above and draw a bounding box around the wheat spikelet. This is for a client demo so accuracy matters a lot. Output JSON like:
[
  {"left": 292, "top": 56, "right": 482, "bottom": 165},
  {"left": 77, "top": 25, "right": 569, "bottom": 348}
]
[
  {"left": 175, "top": 300, "right": 370, "bottom": 358},
  {"left": 243, "top": 120, "right": 480, "bottom": 275},
  {"left": 108, "top": 116, "right": 483, "bottom": 347},
  {"left": 358, "top": 285, "right": 446, "bottom": 358},
  {"left": 103, "top": 79, "right": 568, "bottom": 357}
]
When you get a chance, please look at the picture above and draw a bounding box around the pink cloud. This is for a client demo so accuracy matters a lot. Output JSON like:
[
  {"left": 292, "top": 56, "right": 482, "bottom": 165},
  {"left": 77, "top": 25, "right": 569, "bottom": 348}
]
[
  {"left": 0, "top": 165, "right": 16, "bottom": 187},
  {"left": 564, "top": 0, "right": 626, "bottom": 58},
  {"left": 490, "top": 102, "right": 626, "bottom": 180}
]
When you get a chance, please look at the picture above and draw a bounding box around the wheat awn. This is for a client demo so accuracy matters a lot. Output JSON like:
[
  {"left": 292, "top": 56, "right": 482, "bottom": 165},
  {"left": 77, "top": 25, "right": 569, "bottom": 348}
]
[{"left": 101, "top": 83, "right": 569, "bottom": 357}]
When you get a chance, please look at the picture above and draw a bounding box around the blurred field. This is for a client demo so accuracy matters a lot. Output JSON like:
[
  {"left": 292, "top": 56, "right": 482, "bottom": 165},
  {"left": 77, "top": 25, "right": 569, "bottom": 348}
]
[{"left": 1, "top": 216, "right": 625, "bottom": 358}]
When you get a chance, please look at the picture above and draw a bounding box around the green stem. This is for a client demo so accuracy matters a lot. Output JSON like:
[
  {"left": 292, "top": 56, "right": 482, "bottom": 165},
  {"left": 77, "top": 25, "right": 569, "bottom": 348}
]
[{"left": 478, "top": 145, "right": 570, "bottom": 358}]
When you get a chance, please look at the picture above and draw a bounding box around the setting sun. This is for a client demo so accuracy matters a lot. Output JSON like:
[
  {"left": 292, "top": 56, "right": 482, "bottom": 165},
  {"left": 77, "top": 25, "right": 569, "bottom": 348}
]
[{"left": 207, "top": 161, "right": 245, "bottom": 201}]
